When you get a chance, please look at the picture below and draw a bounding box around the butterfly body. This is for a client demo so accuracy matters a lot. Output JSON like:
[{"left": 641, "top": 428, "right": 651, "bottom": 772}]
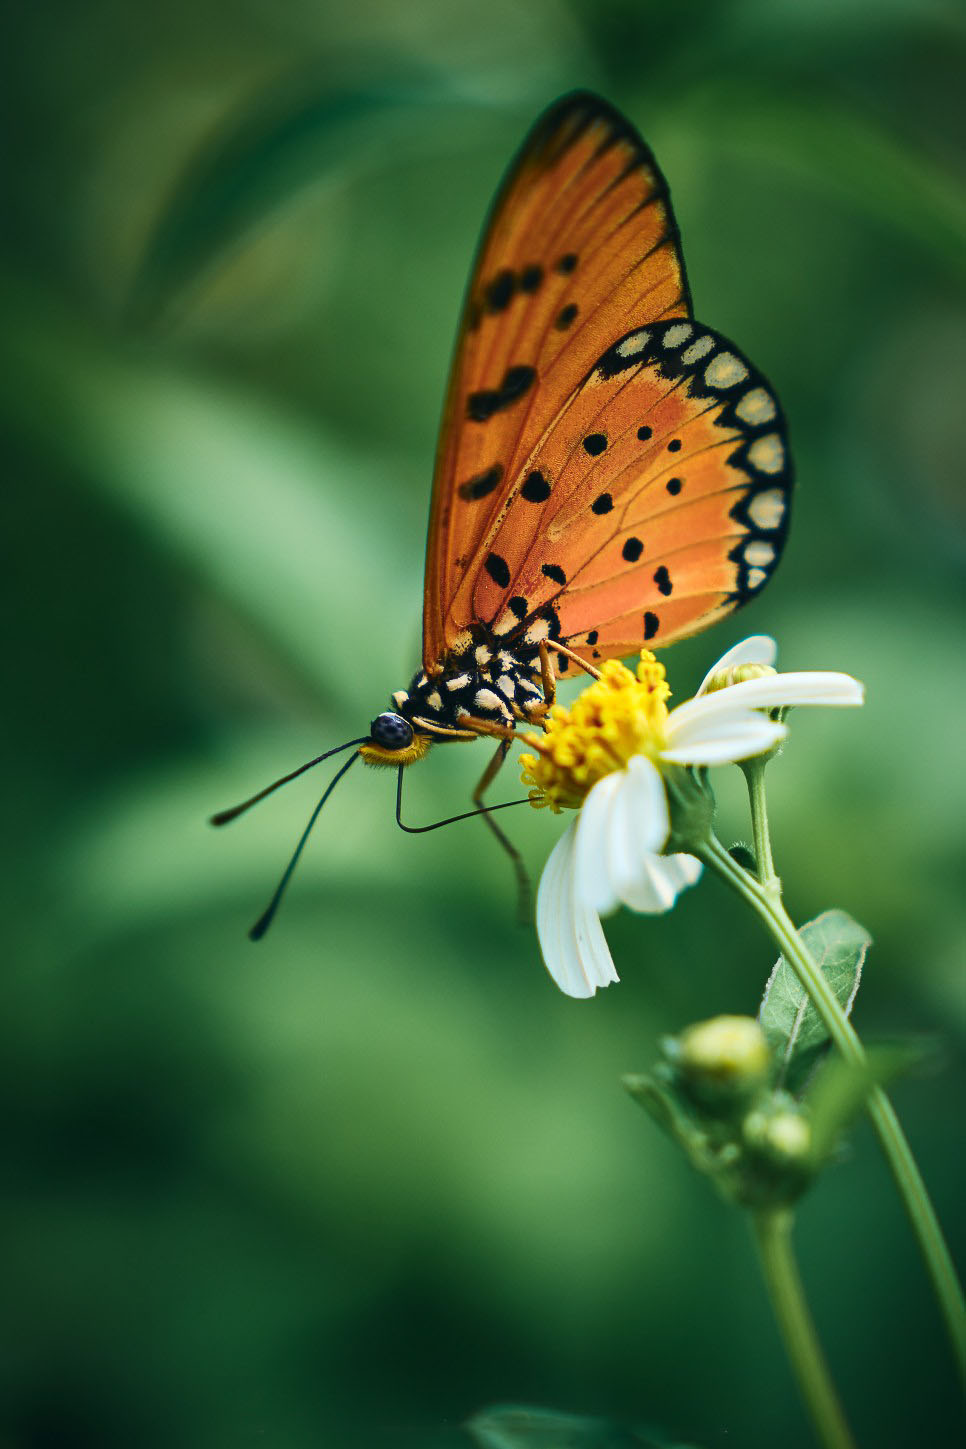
[{"left": 360, "top": 612, "right": 562, "bottom": 767}]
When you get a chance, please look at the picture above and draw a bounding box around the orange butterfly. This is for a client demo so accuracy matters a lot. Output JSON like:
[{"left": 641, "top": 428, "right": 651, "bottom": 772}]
[{"left": 214, "top": 92, "right": 792, "bottom": 935}]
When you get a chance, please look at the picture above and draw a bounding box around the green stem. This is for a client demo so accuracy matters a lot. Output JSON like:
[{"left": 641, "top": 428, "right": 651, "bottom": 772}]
[
  {"left": 698, "top": 834, "right": 966, "bottom": 1383},
  {"left": 740, "top": 756, "right": 781, "bottom": 902},
  {"left": 753, "top": 1210, "right": 858, "bottom": 1449}
]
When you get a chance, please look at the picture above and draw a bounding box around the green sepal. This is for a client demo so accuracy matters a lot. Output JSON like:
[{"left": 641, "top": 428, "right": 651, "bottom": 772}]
[
  {"left": 465, "top": 1403, "right": 701, "bottom": 1449},
  {"left": 622, "top": 1067, "right": 738, "bottom": 1179},
  {"left": 759, "top": 909, "right": 870, "bottom": 1094}
]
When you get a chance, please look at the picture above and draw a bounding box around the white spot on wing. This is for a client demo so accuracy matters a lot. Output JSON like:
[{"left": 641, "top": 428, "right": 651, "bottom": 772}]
[
  {"left": 524, "top": 617, "right": 550, "bottom": 644},
  {"left": 747, "top": 488, "right": 786, "bottom": 530},
  {"left": 391, "top": 691, "right": 409, "bottom": 708},
  {"left": 617, "top": 330, "right": 650, "bottom": 357},
  {"left": 735, "top": 387, "right": 776, "bottom": 426},
  {"left": 474, "top": 645, "right": 492, "bottom": 667},
  {"left": 445, "top": 673, "right": 471, "bottom": 691},
  {"left": 744, "top": 540, "right": 776, "bottom": 567},
  {"left": 682, "top": 336, "right": 714, "bottom": 364},
  {"left": 497, "top": 675, "right": 516, "bottom": 699},
  {"left": 427, "top": 690, "right": 443, "bottom": 711},
  {"left": 704, "top": 352, "right": 748, "bottom": 389},
  {"left": 493, "top": 612, "right": 516, "bottom": 636},
  {"left": 747, "top": 434, "right": 785, "bottom": 475},
  {"left": 663, "top": 323, "right": 692, "bottom": 348},
  {"left": 747, "top": 567, "right": 767, "bottom": 589}
]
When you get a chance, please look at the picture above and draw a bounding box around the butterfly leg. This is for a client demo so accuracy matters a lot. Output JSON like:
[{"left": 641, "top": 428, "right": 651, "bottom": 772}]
[
  {"left": 537, "top": 641, "right": 557, "bottom": 716},
  {"left": 473, "top": 739, "right": 532, "bottom": 925}
]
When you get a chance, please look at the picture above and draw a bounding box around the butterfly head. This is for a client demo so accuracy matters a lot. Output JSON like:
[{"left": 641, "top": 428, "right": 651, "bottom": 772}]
[{"left": 360, "top": 711, "right": 432, "bottom": 768}]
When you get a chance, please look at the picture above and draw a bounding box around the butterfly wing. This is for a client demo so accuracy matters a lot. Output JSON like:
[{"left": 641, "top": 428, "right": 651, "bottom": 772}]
[
  {"left": 423, "top": 91, "right": 691, "bottom": 671},
  {"left": 468, "top": 319, "right": 791, "bottom": 672}
]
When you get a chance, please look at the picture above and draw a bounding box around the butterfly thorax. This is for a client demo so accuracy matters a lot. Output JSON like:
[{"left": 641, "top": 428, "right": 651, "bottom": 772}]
[
  {"left": 361, "top": 611, "right": 563, "bottom": 766},
  {"left": 394, "top": 628, "right": 551, "bottom": 736}
]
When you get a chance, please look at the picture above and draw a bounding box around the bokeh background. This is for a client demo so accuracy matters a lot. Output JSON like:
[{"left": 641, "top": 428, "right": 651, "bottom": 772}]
[{"left": 3, "top": 2, "right": 964, "bottom": 1446}]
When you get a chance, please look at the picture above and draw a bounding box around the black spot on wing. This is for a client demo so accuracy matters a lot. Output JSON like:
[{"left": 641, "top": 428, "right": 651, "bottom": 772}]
[
  {"left": 555, "top": 252, "right": 578, "bottom": 274},
  {"left": 637, "top": 425, "right": 652, "bottom": 440},
  {"left": 666, "top": 477, "right": 682, "bottom": 495},
  {"left": 508, "top": 595, "right": 529, "bottom": 620},
  {"left": 667, "top": 438, "right": 682, "bottom": 453},
  {"left": 541, "top": 563, "right": 566, "bottom": 585},
  {"left": 485, "top": 552, "right": 511, "bottom": 588},
  {"left": 555, "top": 303, "right": 579, "bottom": 330},
  {"left": 583, "top": 433, "right": 607, "bottom": 456},
  {"left": 458, "top": 464, "right": 503, "bottom": 501},
  {"left": 484, "top": 269, "right": 516, "bottom": 313},
  {"left": 654, "top": 566, "right": 672, "bottom": 596},
  {"left": 643, "top": 611, "right": 659, "bottom": 640},
  {"left": 591, "top": 492, "right": 613, "bottom": 515},
  {"left": 622, "top": 537, "right": 644, "bottom": 562},
  {"left": 467, "top": 364, "right": 537, "bottom": 422},
  {"left": 586, "top": 630, "right": 598, "bottom": 645},
  {"left": 520, "top": 264, "right": 543, "bottom": 293},
  {"left": 520, "top": 470, "right": 552, "bottom": 502}
]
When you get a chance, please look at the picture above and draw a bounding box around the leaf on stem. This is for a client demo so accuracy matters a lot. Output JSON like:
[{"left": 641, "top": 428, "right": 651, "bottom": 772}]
[
  {"left": 806, "top": 1042, "right": 934, "bottom": 1165},
  {"left": 759, "top": 909, "right": 870, "bottom": 1094},
  {"left": 465, "top": 1403, "right": 701, "bottom": 1448}
]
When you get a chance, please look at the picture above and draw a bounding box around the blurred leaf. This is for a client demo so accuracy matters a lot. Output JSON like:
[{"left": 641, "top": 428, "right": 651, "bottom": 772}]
[
  {"left": 0, "top": 273, "right": 416, "bottom": 706},
  {"left": 466, "top": 1403, "right": 699, "bottom": 1449},
  {"left": 688, "top": 88, "right": 966, "bottom": 277},
  {"left": 128, "top": 69, "right": 494, "bottom": 325},
  {"left": 806, "top": 1042, "right": 932, "bottom": 1164},
  {"left": 759, "top": 910, "right": 870, "bottom": 1094}
]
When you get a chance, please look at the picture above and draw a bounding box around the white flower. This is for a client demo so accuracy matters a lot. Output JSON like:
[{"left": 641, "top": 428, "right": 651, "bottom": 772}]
[{"left": 528, "top": 637, "right": 864, "bottom": 999}]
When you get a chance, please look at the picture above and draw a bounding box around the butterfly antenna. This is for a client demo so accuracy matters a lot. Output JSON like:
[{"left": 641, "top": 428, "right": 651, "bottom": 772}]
[
  {"left": 248, "top": 749, "right": 362, "bottom": 941},
  {"left": 210, "top": 738, "right": 369, "bottom": 826}
]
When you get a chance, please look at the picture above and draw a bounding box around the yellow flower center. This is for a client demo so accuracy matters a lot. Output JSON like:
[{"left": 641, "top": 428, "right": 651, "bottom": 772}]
[{"left": 519, "top": 652, "right": 670, "bottom": 812}]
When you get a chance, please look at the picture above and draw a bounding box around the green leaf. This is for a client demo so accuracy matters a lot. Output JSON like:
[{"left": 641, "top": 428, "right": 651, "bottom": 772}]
[
  {"left": 759, "top": 910, "right": 870, "bottom": 1094},
  {"left": 806, "top": 1042, "right": 935, "bottom": 1164},
  {"left": 127, "top": 71, "right": 488, "bottom": 324},
  {"left": 465, "top": 1404, "right": 700, "bottom": 1449}
]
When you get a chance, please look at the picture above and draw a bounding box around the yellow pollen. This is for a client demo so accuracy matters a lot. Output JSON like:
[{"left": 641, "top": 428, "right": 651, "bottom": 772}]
[
  {"left": 520, "top": 652, "right": 670, "bottom": 812},
  {"left": 704, "top": 661, "right": 776, "bottom": 693}
]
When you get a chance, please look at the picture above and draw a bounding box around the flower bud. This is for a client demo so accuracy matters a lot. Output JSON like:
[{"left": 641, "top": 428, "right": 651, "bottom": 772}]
[
  {"left": 671, "top": 1015, "right": 771, "bottom": 1087},
  {"left": 702, "top": 661, "right": 777, "bottom": 694},
  {"left": 744, "top": 1106, "right": 812, "bottom": 1163}
]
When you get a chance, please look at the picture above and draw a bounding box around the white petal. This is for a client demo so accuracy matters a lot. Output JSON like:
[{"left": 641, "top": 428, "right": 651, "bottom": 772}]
[
  {"left": 617, "top": 849, "right": 703, "bottom": 913},
  {"left": 662, "top": 709, "right": 787, "bottom": 765},
  {"left": 667, "top": 670, "right": 863, "bottom": 743},
  {"left": 604, "top": 758, "right": 674, "bottom": 910},
  {"left": 536, "top": 822, "right": 618, "bottom": 998},
  {"left": 696, "top": 635, "right": 778, "bottom": 694},
  {"left": 573, "top": 772, "right": 625, "bottom": 916},
  {"left": 575, "top": 761, "right": 669, "bottom": 916}
]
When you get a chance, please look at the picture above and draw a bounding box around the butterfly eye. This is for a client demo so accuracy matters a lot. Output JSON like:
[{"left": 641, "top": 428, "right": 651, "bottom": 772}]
[{"left": 369, "top": 712, "right": 415, "bottom": 751}]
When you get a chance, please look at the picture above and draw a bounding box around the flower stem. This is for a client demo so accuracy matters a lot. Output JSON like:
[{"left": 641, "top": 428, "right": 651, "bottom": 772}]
[
  {"left": 740, "top": 756, "right": 781, "bottom": 903},
  {"left": 699, "top": 833, "right": 966, "bottom": 1383},
  {"left": 753, "top": 1209, "right": 858, "bottom": 1449}
]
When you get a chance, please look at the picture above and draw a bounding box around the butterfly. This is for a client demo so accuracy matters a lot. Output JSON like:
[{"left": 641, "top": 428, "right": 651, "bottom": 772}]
[{"left": 213, "top": 91, "right": 792, "bottom": 936}]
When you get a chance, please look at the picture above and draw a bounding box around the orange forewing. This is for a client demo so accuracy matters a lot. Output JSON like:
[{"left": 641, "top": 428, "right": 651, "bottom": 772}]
[{"left": 423, "top": 92, "right": 690, "bottom": 670}]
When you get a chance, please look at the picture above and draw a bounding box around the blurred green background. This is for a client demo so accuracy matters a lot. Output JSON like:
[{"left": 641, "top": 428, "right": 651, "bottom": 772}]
[{"left": 2, "top": 1, "right": 964, "bottom": 1446}]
